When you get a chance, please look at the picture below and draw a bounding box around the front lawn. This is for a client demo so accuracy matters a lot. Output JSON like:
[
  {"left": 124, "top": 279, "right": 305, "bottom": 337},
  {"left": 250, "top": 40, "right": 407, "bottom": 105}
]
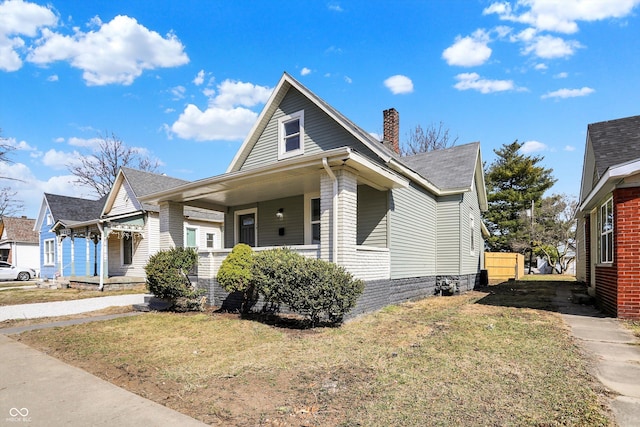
[
  {"left": 0, "top": 285, "right": 147, "bottom": 306},
  {"left": 14, "top": 280, "right": 613, "bottom": 426}
]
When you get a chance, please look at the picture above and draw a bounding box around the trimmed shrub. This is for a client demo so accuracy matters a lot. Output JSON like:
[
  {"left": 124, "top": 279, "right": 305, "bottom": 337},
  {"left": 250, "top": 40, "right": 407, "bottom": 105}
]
[
  {"left": 217, "top": 243, "right": 255, "bottom": 312},
  {"left": 253, "top": 248, "right": 364, "bottom": 325},
  {"left": 145, "top": 247, "right": 203, "bottom": 310}
]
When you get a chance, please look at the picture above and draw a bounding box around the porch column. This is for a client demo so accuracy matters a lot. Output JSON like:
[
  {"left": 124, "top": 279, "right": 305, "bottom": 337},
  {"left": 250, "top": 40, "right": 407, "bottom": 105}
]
[
  {"left": 319, "top": 168, "right": 357, "bottom": 270},
  {"left": 159, "top": 201, "right": 184, "bottom": 249},
  {"left": 85, "top": 229, "right": 91, "bottom": 276},
  {"left": 70, "top": 235, "right": 75, "bottom": 276},
  {"left": 335, "top": 169, "right": 358, "bottom": 270}
]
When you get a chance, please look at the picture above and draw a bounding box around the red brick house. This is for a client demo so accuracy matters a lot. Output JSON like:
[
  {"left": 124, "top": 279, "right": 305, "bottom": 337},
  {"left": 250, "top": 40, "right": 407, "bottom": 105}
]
[{"left": 576, "top": 115, "right": 640, "bottom": 319}]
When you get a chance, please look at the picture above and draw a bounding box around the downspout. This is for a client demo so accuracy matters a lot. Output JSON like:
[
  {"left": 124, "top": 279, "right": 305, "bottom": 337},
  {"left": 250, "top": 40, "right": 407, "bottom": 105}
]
[
  {"left": 322, "top": 158, "right": 338, "bottom": 263},
  {"left": 97, "top": 221, "right": 105, "bottom": 291}
]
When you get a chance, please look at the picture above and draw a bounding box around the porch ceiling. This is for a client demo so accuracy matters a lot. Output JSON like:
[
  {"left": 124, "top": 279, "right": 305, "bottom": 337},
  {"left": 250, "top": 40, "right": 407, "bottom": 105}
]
[{"left": 141, "top": 148, "right": 408, "bottom": 211}]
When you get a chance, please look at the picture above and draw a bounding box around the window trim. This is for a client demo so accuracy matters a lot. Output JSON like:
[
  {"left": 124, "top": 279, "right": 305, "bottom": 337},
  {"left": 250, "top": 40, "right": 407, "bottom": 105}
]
[
  {"left": 44, "top": 239, "right": 55, "bottom": 266},
  {"left": 598, "top": 197, "right": 614, "bottom": 264},
  {"left": 470, "top": 213, "right": 476, "bottom": 255},
  {"left": 304, "top": 192, "right": 321, "bottom": 245},
  {"left": 121, "top": 234, "right": 133, "bottom": 266},
  {"left": 206, "top": 232, "right": 216, "bottom": 249},
  {"left": 278, "top": 110, "right": 304, "bottom": 160},
  {"left": 184, "top": 225, "right": 199, "bottom": 249}
]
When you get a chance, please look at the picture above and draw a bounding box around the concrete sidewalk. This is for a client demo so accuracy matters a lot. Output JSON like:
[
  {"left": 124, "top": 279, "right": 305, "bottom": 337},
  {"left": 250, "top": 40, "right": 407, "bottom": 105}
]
[
  {"left": 0, "top": 294, "right": 149, "bottom": 322},
  {"left": 0, "top": 333, "right": 207, "bottom": 426},
  {"left": 555, "top": 287, "right": 640, "bottom": 427}
]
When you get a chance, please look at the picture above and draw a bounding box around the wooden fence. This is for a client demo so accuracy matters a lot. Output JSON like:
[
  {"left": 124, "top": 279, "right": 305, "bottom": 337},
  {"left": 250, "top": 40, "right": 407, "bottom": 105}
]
[{"left": 485, "top": 252, "right": 524, "bottom": 283}]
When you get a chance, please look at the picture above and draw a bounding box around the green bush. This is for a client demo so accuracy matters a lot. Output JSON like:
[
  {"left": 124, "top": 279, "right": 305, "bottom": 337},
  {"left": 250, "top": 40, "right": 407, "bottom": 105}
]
[
  {"left": 217, "top": 243, "right": 255, "bottom": 312},
  {"left": 145, "top": 247, "right": 202, "bottom": 307},
  {"left": 253, "top": 248, "right": 364, "bottom": 325}
]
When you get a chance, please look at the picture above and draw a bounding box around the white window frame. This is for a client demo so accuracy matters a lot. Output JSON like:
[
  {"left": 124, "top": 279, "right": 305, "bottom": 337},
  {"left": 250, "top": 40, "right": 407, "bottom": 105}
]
[
  {"left": 206, "top": 232, "right": 216, "bottom": 249},
  {"left": 121, "top": 234, "right": 133, "bottom": 266},
  {"left": 44, "top": 239, "right": 55, "bottom": 266},
  {"left": 46, "top": 214, "right": 53, "bottom": 226},
  {"left": 304, "top": 192, "right": 321, "bottom": 245},
  {"left": 234, "top": 208, "right": 258, "bottom": 246},
  {"left": 598, "top": 197, "right": 614, "bottom": 264},
  {"left": 470, "top": 213, "right": 476, "bottom": 255},
  {"left": 278, "top": 110, "right": 304, "bottom": 160},
  {"left": 185, "top": 226, "right": 199, "bottom": 249}
]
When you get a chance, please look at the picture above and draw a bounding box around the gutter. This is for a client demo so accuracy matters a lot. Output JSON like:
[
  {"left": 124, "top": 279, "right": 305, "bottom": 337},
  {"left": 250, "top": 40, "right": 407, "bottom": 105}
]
[{"left": 322, "top": 157, "right": 338, "bottom": 263}]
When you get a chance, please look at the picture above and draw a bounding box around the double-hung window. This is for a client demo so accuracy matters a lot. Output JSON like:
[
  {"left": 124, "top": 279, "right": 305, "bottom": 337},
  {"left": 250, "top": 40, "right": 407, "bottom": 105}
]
[
  {"left": 122, "top": 234, "right": 133, "bottom": 265},
  {"left": 44, "top": 239, "right": 55, "bottom": 265},
  {"left": 206, "top": 232, "right": 216, "bottom": 249},
  {"left": 470, "top": 214, "right": 475, "bottom": 254},
  {"left": 311, "top": 198, "right": 321, "bottom": 244},
  {"left": 278, "top": 110, "right": 304, "bottom": 159},
  {"left": 598, "top": 197, "right": 613, "bottom": 264}
]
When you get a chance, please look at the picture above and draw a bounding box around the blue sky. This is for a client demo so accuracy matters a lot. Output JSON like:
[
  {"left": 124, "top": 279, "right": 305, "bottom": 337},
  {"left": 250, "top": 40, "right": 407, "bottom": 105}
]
[{"left": 2, "top": 0, "right": 640, "bottom": 218}]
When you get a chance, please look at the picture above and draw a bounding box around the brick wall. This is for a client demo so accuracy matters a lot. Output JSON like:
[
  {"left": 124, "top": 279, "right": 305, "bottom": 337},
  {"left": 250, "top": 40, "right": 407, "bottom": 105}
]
[{"left": 613, "top": 187, "right": 640, "bottom": 319}]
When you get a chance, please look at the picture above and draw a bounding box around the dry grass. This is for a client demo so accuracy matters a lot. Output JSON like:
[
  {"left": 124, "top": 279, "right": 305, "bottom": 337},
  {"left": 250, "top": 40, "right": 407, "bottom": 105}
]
[
  {"left": 0, "top": 285, "right": 147, "bottom": 306},
  {"left": 15, "top": 279, "right": 613, "bottom": 426}
]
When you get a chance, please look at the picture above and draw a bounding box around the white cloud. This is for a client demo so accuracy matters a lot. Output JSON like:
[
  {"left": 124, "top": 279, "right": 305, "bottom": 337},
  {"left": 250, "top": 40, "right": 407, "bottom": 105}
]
[
  {"left": 170, "top": 85, "right": 186, "bottom": 100},
  {"left": 453, "top": 73, "right": 516, "bottom": 94},
  {"left": 554, "top": 72, "right": 568, "bottom": 78},
  {"left": 564, "top": 145, "right": 576, "bottom": 151},
  {"left": 520, "top": 140, "right": 548, "bottom": 153},
  {"left": 442, "top": 30, "right": 492, "bottom": 67},
  {"left": 522, "top": 34, "right": 582, "bottom": 59},
  {"left": 301, "top": 67, "right": 311, "bottom": 76},
  {"left": 328, "top": 3, "right": 343, "bottom": 12},
  {"left": 534, "top": 63, "right": 548, "bottom": 70},
  {"left": 169, "top": 79, "right": 273, "bottom": 141},
  {"left": 384, "top": 75, "right": 413, "bottom": 94},
  {"left": 541, "top": 86, "right": 595, "bottom": 99},
  {"left": 42, "top": 148, "right": 82, "bottom": 169},
  {"left": 484, "top": 0, "right": 640, "bottom": 34},
  {"left": 0, "top": 0, "right": 58, "bottom": 71},
  {"left": 344, "top": 75, "right": 352, "bottom": 84},
  {"left": 27, "top": 15, "right": 189, "bottom": 86},
  {"left": 193, "top": 69, "right": 205, "bottom": 86},
  {"left": 46, "top": 74, "right": 58, "bottom": 81},
  {"left": 67, "top": 137, "right": 101, "bottom": 148},
  {"left": 5, "top": 136, "right": 35, "bottom": 151}
]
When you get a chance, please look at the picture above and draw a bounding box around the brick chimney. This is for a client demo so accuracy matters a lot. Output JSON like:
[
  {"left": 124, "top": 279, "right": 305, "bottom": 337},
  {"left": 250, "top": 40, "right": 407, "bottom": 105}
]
[{"left": 383, "top": 108, "right": 400, "bottom": 154}]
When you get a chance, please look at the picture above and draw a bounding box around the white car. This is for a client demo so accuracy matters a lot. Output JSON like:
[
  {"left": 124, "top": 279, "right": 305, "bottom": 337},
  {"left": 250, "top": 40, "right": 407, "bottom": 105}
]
[{"left": 0, "top": 261, "right": 36, "bottom": 281}]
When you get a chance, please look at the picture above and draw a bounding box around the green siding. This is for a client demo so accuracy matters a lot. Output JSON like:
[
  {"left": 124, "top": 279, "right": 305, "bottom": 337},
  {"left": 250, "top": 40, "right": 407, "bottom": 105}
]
[
  {"left": 240, "top": 88, "right": 383, "bottom": 170},
  {"left": 357, "top": 185, "right": 388, "bottom": 247},
  {"left": 257, "top": 196, "right": 304, "bottom": 246},
  {"left": 460, "top": 180, "right": 483, "bottom": 274},
  {"left": 388, "top": 183, "right": 437, "bottom": 279},
  {"left": 436, "top": 194, "right": 462, "bottom": 275}
]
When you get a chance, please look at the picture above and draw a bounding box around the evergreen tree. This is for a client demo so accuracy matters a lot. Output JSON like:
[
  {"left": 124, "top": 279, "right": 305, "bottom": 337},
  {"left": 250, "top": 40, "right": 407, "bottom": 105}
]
[{"left": 485, "top": 140, "right": 556, "bottom": 252}]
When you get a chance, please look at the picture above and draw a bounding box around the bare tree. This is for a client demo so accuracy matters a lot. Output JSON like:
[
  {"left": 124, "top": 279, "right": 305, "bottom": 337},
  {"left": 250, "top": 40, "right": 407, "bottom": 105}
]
[
  {"left": 0, "top": 187, "right": 24, "bottom": 217},
  {"left": 401, "top": 122, "right": 459, "bottom": 156},
  {"left": 68, "top": 132, "right": 160, "bottom": 197}
]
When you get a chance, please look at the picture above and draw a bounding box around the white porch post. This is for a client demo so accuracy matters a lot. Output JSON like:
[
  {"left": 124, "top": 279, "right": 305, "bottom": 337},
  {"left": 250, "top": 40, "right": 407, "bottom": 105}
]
[
  {"left": 335, "top": 169, "right": 357, "bottom": 270},
  {"left": 320, "top": 171, "right": 335, "bottom": 262},
  {"left": 85, "top": 229, "right": 91, "bottom": 276},
  {"left": 159, "top": 201, "right": 184, "bottom": 249},
  {"left": 70, "top": 235, "right": 75, "bottom": 276}
]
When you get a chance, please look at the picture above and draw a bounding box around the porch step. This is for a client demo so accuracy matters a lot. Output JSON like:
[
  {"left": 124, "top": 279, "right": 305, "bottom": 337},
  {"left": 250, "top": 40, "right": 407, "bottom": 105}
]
[{"left": 133, "top": 297, "right": 173, "bottom": 312}]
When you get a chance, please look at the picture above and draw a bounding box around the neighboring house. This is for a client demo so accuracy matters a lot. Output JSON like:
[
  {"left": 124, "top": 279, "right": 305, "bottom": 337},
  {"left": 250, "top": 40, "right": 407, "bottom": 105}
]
[
  {"left": 0, "top": 216, "right": 39, "bottom": 274},
  {"left": 34, "top": 194, "right": 105, "bottom": 279},
  {"left": 140, "top": 72, "right": 488, "bottom": 315},
  {"left": 98, "top": 167, "right": 224, "bottom": 281},
  {"left": 576, "top": 114, "right": 640, "bottom": 319}
]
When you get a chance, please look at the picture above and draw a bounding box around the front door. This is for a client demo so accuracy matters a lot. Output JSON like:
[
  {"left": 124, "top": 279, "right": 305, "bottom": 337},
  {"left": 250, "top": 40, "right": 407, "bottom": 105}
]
[{"left": 239, "top": 213, "right": 256, "bottom": 247}]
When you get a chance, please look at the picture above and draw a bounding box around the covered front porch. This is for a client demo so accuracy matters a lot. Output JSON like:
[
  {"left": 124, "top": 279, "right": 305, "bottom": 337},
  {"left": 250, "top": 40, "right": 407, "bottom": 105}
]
[{"left": 141, "top": 148, "right": 408, "bottom": 284}]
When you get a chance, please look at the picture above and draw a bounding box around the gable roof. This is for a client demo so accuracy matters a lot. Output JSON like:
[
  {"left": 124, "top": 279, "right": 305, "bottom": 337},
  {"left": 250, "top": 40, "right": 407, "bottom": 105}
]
[
  {"left": 228, "top": 72, "right": 396, "bottom": 173},
  {"left": 402, "top": 142, "right": 481, "bottom": 191},
  {"left": 588, "top": 114, "right": 640, "bottom": 178},
  {"left": 579, "top": 114, "right": 640, "bottom": 213},
  {"left": 44, "top": 193, "right": 106, "bottom": 224},
  {"left": 0, "top": 216, "right": 38, "bottom": 243}
]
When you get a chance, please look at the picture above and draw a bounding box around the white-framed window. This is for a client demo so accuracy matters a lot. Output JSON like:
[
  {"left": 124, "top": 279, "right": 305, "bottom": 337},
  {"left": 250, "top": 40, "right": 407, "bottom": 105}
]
[
  {"left": 278, "top": 110, "right": 304, "bottom": 160},
  {"left": 206, "top": 232, "right": 216, "bottom": 248},
  {"left": 470, "top": 213, "right": 475, "bottom": 254},
  {"left": 185, "top": 226, "right": 198, "bottom": 249},
  {"left": 598, "top": 197, "right": 613, "bottom": 264},
  {"left": 46, "top": 214, "right": 52, "bottom": 226},
  {"left": 44, "top": 239, "right": 55, "bottom": 265},
  {"left": 122, "top": 234, "right": 133, "bottom": 265},
  {"left": 304, "top": 193, "right": 321, "bottom": 245}
]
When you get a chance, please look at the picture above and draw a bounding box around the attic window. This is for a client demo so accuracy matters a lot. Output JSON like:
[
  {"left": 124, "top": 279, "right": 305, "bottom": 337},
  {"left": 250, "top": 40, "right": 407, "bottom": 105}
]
[{"left": 278, "top": 110, "right": 304, "bottom": 160}]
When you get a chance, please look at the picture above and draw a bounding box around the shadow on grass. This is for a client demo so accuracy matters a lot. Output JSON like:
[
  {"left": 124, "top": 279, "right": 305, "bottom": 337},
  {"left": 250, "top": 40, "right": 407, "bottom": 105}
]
[{"left": 475, "top": 278, "right": 593, "bottom": 313}]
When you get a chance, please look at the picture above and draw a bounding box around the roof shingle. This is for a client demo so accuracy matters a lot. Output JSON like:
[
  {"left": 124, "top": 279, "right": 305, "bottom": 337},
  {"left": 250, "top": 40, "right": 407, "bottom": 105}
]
[{"left": 588, "top": 114, "right": 640, "bottom": 178}]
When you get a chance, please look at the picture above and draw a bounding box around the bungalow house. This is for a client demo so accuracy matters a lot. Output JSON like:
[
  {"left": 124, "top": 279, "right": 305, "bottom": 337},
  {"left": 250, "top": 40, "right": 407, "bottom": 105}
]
[
  {"left": 0, "top": 216, "right": 39, "bottom": 273},
  {"left": 576, "top": 114, "right": 640, "bottom": 319},
  {"left": 35, "top": 168, "right": 224, "bottom": 289},
  {"left": 140, "top": 73, "right": 488, "bottom": 315},
  {"left": 34, "top": 194, "right": 105, "bottom": 279}
]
